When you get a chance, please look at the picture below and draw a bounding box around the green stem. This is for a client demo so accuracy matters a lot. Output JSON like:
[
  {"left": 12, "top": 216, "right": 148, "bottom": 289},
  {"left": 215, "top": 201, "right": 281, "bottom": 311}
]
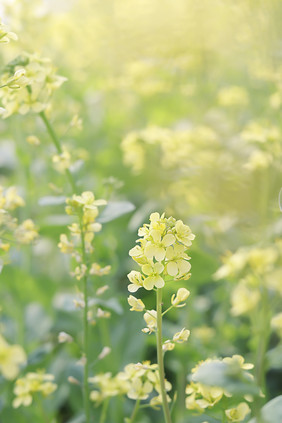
[
  {"left": 79, "top": 217, "right": 91, "bottom": 423},
  {"left": 99, "top": 398, "right": 109, "bottom": 423},
  {"left": 39, "top": 111, "right": 77, "bottom": 193},
  {"left": 156, "top": 288, "right": 172, "bottom": 423},
  {"left": 128, "top": 399, "right": 140, "bottom": 423},
  {"left": 40, "top": 110, "right": 90, "bottom": 423}
]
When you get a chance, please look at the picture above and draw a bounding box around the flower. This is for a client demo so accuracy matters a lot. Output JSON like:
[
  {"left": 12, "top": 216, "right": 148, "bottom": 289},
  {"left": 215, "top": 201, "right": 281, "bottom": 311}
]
[
  {"left": 14, "top": 219, "right": 38, "bottom": 244},
  {"left": 144, "top": 230, "right": 175, "bottom": 262},
  {"left": 13, "top": 371, "right": 57, "bottom": 408},
  {"left": 166, "top": 244, "right": 191, "bottom": 278},
  {"left": 58, "top": 332, "right": 73, "bottom": 343},
  {"left": 142, "top": 261, "right": 165, "bottom": 290},
  {"left": 0, "top": 52, "right": 67, "bottom": 118},
  {"left": 225, "top": 402, "right": 250, "bottom": 422},
  {"left": 128, "top": 212, "right": 194, "bottom": 294},
  {"left": 171, "top": 288, "right": 190, "bottom": 307},
  {"left": 0, "top": 335, "right": 26, "bottom": 380},
  {"left": 143, "top": 310, "right": 157, "bottom": 334},
  {"left": 0, "top": 19, "right": 17, "bottom": 44},
  {"left": 186, "top": 382, "right": 224, "bottom": 411},
  {"left": 128, "top": 295, "right": 145, "bottom": 312},
  {"left": 127, "top": 270, "right": 144, "bottom": 292},
  {"left": 174, "top": 220, "right": 195, "bottom": 247},
  {"left": 173, "top": 328, "right": 190, "bottom": 343},
  {"left": 90, "top": 263, "right": 111, "bottom": 276}
]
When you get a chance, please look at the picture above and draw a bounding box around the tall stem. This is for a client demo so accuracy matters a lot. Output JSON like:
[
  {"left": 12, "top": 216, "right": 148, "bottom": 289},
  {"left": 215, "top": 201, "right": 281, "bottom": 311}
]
[
  {"left": 79, "top": 217, "right": 91, "bottom": 423},
  {"left": 39, "top": 110, "right": 90, "bottom": 423},
  {"left": 39, "top": 111, "right": 77, "bottom": 193},
  {"left": 128, "top": 399, "right": 140, "bottom": 423},
  {"left": 156, "top": 288, "right": 172, "bottom": 423}
]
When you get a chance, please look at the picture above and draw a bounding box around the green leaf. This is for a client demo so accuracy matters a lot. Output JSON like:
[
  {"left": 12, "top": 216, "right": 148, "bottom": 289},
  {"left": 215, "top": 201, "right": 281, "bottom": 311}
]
[
  {"left": 192, "top": 360, "right": 259, "bottom": 396},
  {"left": 98, "top": 201, "right": 135, "bottom": 223},
  {"left": 248, "top": 396, "right": 282, "bottom": 423},
  {"left": 279, "top": 188, "right": 282, "bottom": 212},
  {"left": 267, "top": 344, "right": 282, "bottom": 369}
]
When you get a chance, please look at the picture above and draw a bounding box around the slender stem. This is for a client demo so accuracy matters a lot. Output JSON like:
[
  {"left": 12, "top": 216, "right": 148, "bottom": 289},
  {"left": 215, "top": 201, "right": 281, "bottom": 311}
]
[
  {"left": 79, "top": 217, "right": 91, "bottom": 423},
  {"left": 99, "top": 398, "right": 109, "bottom": 423},
  {"left": 156, "top": 288, "right": 172, "bottom": 423},
  {"left": 39, "top": 110, "right": 90, "bottom": 422},
  {"left": 37, "top": 398, "right": 50, "bottom": 423},
  {"left": 162, "top": 305, "right": 174, "bottom": 316},
  {"left": 128, "top": 399, "right": 140, "bottom": 423},
  {"left": 39, "top": 111, "right": 77, "bottom": 193}
]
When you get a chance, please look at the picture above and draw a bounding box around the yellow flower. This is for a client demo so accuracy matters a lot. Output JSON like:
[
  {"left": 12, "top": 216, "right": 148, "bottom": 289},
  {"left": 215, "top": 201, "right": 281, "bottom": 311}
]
[
  {"left": 0, "top": 18, "right": 17, "bottom": 44},
  {"left": 185, "top": 382, "right": 224, "bottom": 411},
  {"left": 90, "top": 263, "right": 111, "bottom": 276},
  {"left": 128, "top": 295, "right": 145, "bottom": 312},
  {"left": 58, "top": 234, "right": 74, "bottom": 254},
  {"left": 13, "top": 372, "right": 57, "bottom": 408},
  {"left": 0, "top": 52, "right": 67, "bottom": 118},
  {"left": 4, "top": 187, "right": 25, "bottom": 210},
  {"left": 166, "top": 245, "right": 191, "bottom": 278},
  {"left": 127, "top": 377, "right": 153, "bottom": 400},
  {"left": 230, "top": 279, "right": 260, "bottom": 316},
  {"left": 222, "top": 355, "right": 254, "bottom": 370},
  {"left": 127, "top": 270, "right": 144, "bottom": 292},
  {"left": 143, "top": 310, "right": 157, "bottom": 334},
  {"left": 174, "top": 220, "right": 195, "bottom": 247},
  {"left": 225, "top": 402, "right": 250, "bottom": 422},
  {"left": 0, "top": 335, "right": 26, "bottom": 380},
  {"left": 171, "top": 287, "right": 190, "bottom": 307},
  {"left": 52, "top": 149, "right": 72, "bottom": 173},
  {"left": 15, "top": 219, "right": 38, "bottom": 244},
  {"left": 162, "top": 340, "right": 175, "bottom": 352},
  {"left": 173, "top": 328, "right": 190, "bottom": 343},
  {"left": 26, "top": 135, "right": 40, "bottom": 146},
  {"left": 142, "top": 261, "right": 165, "bottom": 290}
]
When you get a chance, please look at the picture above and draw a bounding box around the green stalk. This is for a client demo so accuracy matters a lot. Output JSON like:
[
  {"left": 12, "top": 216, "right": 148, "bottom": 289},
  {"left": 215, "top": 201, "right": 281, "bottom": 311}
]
[
  {"left": 79, "top": 217, "right": 91, "bottom": 423},
  {"left": 99, "top": 398, "right": 109, "bottom": 423},
  {"left": 156, "top": 288, "right": 172, "bottom": 423},
  {"left": 39, "top": 111, "right": 76, "bottom": 193},
  {"left": 39, "top": 110, "right": 91, "bottom": 423},
  {"left": 128, "top": 399, "right": 140, "bottom": 423}
]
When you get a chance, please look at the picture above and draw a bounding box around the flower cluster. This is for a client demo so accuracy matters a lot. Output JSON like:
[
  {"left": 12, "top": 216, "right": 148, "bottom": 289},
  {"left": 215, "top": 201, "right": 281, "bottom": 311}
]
[
  {"left": 0, "top": 186, "right": 38, "bottom": 262},
  {"left": 0, "top": 18, "right": 17, "bottom": 44},
  {"left": 128, "top": 212, "right": 195, "bottom": 291},
  {"left": 121, "top": 125, "right": 219, "bottom": 175},
  {"left": 59, "top": 191, "right": 107, "bottom": 258},
  {"left": 186, "top": 356, "right": 253, "bottom": 421},
  {"left": 127, "top": 212, "right": 193, "bottom": 347},
  {"left": 0, "top": 334, "right": 26, "bottom": 380},
  {"left": 13, "top": 371, "right": 57, "bottom": 408},
  {"left": 214, "top": 242, "right": 282, "bottom": 316},
  {"left": 89, "top": 361, "right": 171, "bottom": 407},
  {"left": 0, "top": 52, "right": 67, "bottom": 118}
]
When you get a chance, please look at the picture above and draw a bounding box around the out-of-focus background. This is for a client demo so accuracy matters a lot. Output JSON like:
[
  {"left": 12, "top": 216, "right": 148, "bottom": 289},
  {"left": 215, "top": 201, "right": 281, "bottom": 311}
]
[{"left": 0, "top": 0, "right": 281, "bottom": 422}]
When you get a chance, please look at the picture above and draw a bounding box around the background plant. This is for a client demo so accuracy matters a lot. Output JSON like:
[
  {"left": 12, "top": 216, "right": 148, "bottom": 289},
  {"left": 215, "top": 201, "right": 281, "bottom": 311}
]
[{"left": 0, "top": 1, "right": 281, "bottom": 422}]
